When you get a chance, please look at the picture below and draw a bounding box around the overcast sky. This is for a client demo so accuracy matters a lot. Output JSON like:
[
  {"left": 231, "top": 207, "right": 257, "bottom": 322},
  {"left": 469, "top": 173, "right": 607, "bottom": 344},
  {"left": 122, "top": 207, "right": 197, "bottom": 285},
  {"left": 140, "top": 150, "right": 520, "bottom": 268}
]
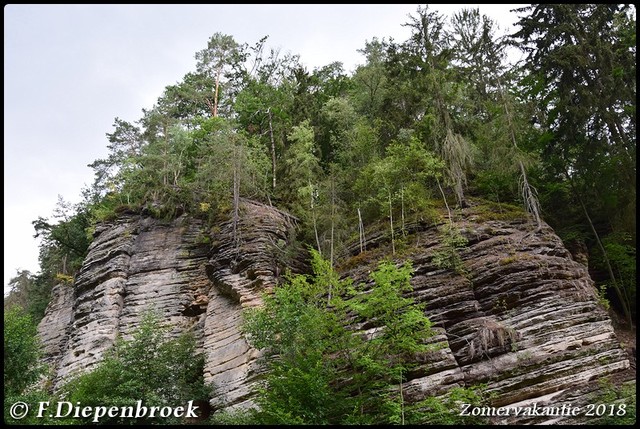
[{"left": 4, "top": 4, "right": 525, "bottom": 295}]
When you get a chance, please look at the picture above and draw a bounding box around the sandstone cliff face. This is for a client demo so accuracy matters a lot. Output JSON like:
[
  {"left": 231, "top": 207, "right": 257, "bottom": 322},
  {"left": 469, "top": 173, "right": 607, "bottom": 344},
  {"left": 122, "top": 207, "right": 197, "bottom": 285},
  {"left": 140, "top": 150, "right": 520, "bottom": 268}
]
[
  {"left": 38, "top": 200, "right": 299, "bottom": 411},
  {"left": 38, "top": 200, "right": 630, "bottom": 423},
  {"left": 337, "top": 202, "right": 630, "bottom": 424}
]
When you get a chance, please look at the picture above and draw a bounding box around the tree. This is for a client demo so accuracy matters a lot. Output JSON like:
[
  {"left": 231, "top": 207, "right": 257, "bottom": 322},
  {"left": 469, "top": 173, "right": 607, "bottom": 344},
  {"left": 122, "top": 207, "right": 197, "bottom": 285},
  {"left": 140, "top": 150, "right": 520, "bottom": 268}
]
[
  {"left": 88, "top": 118, "right": 143, "bottom": 199},
  {"left": 243, "top": 250, "right": 438, "bottom": 424},
  {"left": 191, "top": 118, "right": 270, "bottom": 222},
  {"left": 513, "top": 4, "right": 636, "bottom": 232},
  {"left": 450, "top": 8, "right": 542, "bottom": 228},
  {"left": 195, "top": 33, "right": 243, "bottom": 118},
  {"left": 4, "top": 306, "right": 44, "bottom": 397},
  {"left": 243, "top": 268, "right": 347, "bottom": 424},
  {"left": 4, "top": 270, "right": 52, "bottom": 323},
  {"left": 401, "top": 6, "right": 475, "bottom": 207},
  {"left": 3, "top": 306, "right": 56, "bottom": 425},
  {"left": 234, "top": 44, "right": 299, "bottom": 192},
  {"left": 354, "top": 135, "right": 444, "bottom": 248},
  {"left": 161, "top": 71, "right": 218, "bottom": 123},
  {"left": 32, "top": 196, "right": 92, "bottom": 277},
  {"left": 346, "top": 260, "right": 435, "bottom": 424},
  {"left": 281, "top": 120, "right": 324, "bottom": 249},
  {"left": 318, "top": 96, "right": 358, "bottom": 164},
  {"left": 513, "top": 4, "right": 636, "bottom": 325},
  {"left": 351, "top": 37, "right": 389, "bottom": 120}
]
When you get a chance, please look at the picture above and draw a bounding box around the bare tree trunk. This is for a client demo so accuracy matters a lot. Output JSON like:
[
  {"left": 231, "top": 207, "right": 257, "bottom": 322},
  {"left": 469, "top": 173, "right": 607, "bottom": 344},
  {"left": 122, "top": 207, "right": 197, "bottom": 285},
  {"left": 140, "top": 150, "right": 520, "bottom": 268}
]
[
  {"left": 498, "top": 81, "right": 542, "bottom": 230},
  {"left": 389, "top": 190, "right": 395, "bottom": 255},
  {"left": 518, "top": 161, "right": 542, "bottom": 231},
  {"left": 400, "top": 372, "right": 405, "bottom": 426},
  {"left": 310, "top": 180, "right": 321, "bottom": 255},
  {"left": 267, "top": 108, "right": 277, "bottom": 190},
  {"left": 401, "top": 185, "right": 406, "bottom": 237},
  {"left": 233, "top": 146, "right": 240, "bottom": 254},
  {"left": 162, "top": 123, "right": 169, "bottom": 187},
  {"left": 173, "top": 147, "right": 186, "bottom": 186},
  {"left": 437, "top": 176, "right": 453, "bottom": 225},
  {"left": 358, "top": 207, "right": 365, "bottom": 253},
  {"left": 213, "top": 66, "right": 221, "bottom": 117},
  {"left": 330, "top": 176, "right": 336, "bottom": 268},
  {"left": 205, "top": 98, "right": 215, "bottom": 117}
]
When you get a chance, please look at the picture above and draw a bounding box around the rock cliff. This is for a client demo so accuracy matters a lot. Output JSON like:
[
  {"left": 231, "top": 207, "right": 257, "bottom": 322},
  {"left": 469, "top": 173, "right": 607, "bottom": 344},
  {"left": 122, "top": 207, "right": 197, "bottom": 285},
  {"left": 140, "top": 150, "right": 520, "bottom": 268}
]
[
  {"left": 38, "top": 200, "right": 300, "bottom": 411},
  {"left": 38, "top": 200, "right": 631, "bottom": 423},
  {"left": 337, "top": 201, "right": 632, "bottom": 424}
]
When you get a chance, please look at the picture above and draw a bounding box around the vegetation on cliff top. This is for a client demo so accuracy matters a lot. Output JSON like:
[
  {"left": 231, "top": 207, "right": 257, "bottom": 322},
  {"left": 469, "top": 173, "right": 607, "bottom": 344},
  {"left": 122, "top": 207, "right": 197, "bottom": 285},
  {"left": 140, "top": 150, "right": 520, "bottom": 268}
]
[{"left": 8, "top": 4, "right": 633, "bottom": 327}]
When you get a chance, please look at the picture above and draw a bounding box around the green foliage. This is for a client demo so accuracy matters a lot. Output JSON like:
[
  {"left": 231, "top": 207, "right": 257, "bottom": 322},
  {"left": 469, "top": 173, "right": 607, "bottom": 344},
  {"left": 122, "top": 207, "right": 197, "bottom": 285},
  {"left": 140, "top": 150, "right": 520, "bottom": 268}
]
[
  {"left": 3, "top": 307, "right": 59, "bottom": 423},
  {"left": 355, "top": 135, "right": 444, "bottom": 225},
  {"left": 281, "top": 120, "right": 322, "bottom": 210},
  {"left": 21, "top": 7, "right": 636, "bottom": 389},
  {"left": 88, "top": 117, "right": 143, "bottom": 199},
  {"left": 209, "top": 408, "right": 256, "bottom": 425},
  {"left": 33, "top": 196, "right": 92, "bottom": 277},
  {"left": 431, "top": 225, "right": 469, "bottom": 274},
  {"left": 54, "top": 273, "right": 74, "bottom": 284},
  {"left": 4, "top": 270, "right": 52, "bottom": 323},
  {"left": 60, "top": 312, "right": 212, "bottom": 424},
  {"left": 586, "top": 378, "right": 636, "bottom": 425},
  {"left": 591, "top": 232, "right": 636, "bottom": 319},
  {"left": 244, "top": 250, "right": 444, "bottom": 424},
  {"left": 413, "top": 385, "right": 491, "bottom": 425},
  {"left": 596, "top": 283, "right": 611, "bottom": 311},
  {"left": 348, "top": 260, "right": 434, "bottom": 356},
  {"left": 243, "top": 262, "right": 348, "bottom": 424},
  {"left": 513, "top": 4, "right": 636, "bottom": 319},
  {"left": 195, "top": 32, "right": 242, "bottom": 117},
  {"left": 86, "top": 193, "right": 131, "bottom": 225},
  {"left": 3, "top": 306, "right": 44, "bottom": 397}
]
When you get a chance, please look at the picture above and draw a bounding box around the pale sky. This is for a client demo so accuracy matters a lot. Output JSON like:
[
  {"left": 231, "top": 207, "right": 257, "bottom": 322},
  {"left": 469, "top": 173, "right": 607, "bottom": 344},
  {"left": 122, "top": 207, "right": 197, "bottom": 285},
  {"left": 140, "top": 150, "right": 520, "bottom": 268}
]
[{"left": 4, "top": 4, "right": 524, "bottom": 295}]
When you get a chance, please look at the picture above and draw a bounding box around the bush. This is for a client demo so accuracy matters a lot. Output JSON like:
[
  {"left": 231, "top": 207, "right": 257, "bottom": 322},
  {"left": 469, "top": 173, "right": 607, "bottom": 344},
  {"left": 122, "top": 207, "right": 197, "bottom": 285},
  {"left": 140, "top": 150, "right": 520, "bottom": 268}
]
[
  {"left": 243, "top": 250, "right": 444, "bottom": 424},
  {"left": 60, "top": 312, "right": 212, "bottom": 425},
  {"left": 3, "top": 306, "right": 56, "bottom": 425}
]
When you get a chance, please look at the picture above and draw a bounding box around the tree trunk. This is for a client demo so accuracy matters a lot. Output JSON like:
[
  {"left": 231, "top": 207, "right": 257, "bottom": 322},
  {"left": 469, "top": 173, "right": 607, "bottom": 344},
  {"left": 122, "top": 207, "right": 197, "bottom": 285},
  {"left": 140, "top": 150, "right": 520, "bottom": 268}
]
[
  {"left": 330, "top": 177, "right": 335, "bottom": 268},
  {"left": 358, "top": 207, "right": 365, "bottom": 253},
  {"left": 399, "top": 372, "right": 405, "bottom": 426},
  {"left": 437, "top": 176, "right": 453, "bottom": 225},
  {"left": 401, "top": 185, "right": 406, "bottom": 237},
  {"left": 267, "top": 108, "right": 277, "bottom": 190},
  {"left": 498, "top": 81, "right": 542, "bottom": 230},
  {"left": 389, "top": 190, "right": 395, "bottom": 255},
  {"left": 233, "top": 146, "right": 240, "bottom": 254},
  {"left": 213, "top": 65, "right": 221, "bottom": 117},
  {"left": 310, "top": 180, "right": 321, "bottom": 255}
]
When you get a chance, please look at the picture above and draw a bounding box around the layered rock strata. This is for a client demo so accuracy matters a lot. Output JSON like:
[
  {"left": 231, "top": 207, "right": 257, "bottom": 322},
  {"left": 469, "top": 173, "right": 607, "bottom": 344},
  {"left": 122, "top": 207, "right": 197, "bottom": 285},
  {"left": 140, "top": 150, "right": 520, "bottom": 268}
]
[
  {"left": 337, "top": 203, "right": 630, "bottom": 424},
  {"left": 38, "top": 200, "right": 631, "bottom": 423},
  {"left": 38, "top": 201, "right": 299, "bottom": 411}
]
